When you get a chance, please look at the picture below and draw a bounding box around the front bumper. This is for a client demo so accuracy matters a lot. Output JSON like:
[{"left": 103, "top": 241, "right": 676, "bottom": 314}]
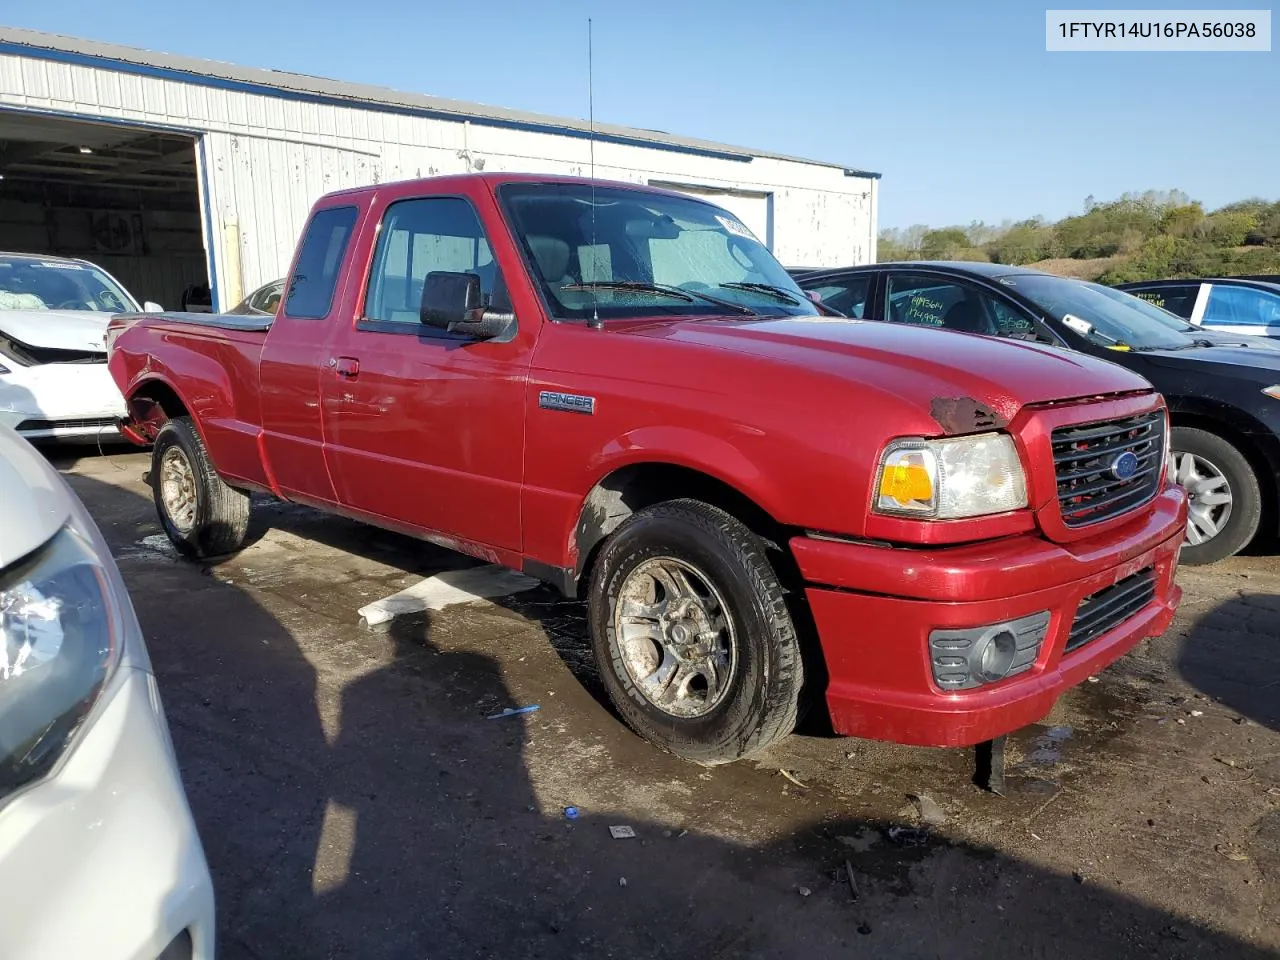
[
  {"left": 0, "top": 668, "right": 215, "bottom": 960},
  {"left": 793, "top": 486, "right": 1187, "bottom": 747},
  {"left": 0, "top": 361, "right": 126, "bottom": 442}
]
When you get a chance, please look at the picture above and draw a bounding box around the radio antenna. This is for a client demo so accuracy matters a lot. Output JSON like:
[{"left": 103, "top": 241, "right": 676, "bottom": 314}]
[{"left": 587, "top": 16, "right": 602, "bottom": 329}]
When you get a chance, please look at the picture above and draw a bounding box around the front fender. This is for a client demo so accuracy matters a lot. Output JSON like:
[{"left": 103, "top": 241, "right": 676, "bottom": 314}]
[{"left": 586, "top": 423, "right": 789, "bottom": 517}]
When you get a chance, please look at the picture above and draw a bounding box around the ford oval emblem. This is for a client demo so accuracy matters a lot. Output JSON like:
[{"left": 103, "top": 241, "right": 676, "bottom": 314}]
[{"left": 1110, "top": 451, "right": 1140, "bottom": 481}]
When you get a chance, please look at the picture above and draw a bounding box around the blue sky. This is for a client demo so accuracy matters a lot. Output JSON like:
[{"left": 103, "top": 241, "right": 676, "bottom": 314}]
[{"left": 7, "top": 0, "right": 1277, "bottom": 229}]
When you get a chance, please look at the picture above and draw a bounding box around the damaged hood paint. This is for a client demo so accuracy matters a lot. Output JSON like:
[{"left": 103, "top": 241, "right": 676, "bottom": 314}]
[
  {"left": 631, "top": 316, "right": 1153, "bottom": 429},
  {"left": 0, "top": 310, "right": 111, "bottom": 353},
  {"left": 0, "top": 425, "right": 71, "bottom": 566}
]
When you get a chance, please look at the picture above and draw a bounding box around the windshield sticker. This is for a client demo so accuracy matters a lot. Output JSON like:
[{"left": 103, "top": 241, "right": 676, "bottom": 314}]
[
  {"left": 716, "top": 215, "right": 757, "bottom": 241},
  {"left": 37, "top": 262, "right": 84, "bottom": 270}
]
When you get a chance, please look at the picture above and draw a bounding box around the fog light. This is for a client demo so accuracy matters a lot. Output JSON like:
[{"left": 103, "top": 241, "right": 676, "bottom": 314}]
[
  {"left": 974, "top": 628, "right": 1017, "bottom": 683},
  {"left": 929, "top": 611, "right": 1050, "bottom": 691}
]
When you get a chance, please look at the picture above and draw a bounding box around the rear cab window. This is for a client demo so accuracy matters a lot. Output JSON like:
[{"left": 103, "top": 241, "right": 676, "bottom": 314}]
[{"left": 284, "top": 206, "right": 359, "bottom": 319}]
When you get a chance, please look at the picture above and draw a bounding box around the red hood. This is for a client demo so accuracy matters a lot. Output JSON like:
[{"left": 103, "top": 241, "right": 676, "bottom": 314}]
[{"left": 626, "top": 316, "right": 1153, "bottom": 430}]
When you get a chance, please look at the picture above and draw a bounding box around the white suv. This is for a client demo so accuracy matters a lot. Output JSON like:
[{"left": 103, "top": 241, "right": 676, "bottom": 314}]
[{"left": 0, "top": 425, "right": 215, "bottom": 959}]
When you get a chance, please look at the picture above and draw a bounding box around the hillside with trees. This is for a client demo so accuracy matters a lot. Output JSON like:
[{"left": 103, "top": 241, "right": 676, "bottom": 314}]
[{"left": 879, "top": 191, "right": 1280, "bottom": 283}]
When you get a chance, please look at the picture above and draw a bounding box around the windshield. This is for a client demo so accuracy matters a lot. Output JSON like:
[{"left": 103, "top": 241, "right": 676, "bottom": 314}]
[
  {"left": 498, "top": 182, "right": 819, "bottom": 321},
  {"left": 1000, "top": 273, "right": 1194, "bottom": 351},
  {"left": 0, "top": 257, "right": 137, "bottom": 313}
]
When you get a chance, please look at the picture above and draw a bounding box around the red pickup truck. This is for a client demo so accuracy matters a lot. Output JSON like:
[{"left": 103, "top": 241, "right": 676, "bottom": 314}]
[{"left": 107, "top": 173, "right": 1187, "bottom": 764}]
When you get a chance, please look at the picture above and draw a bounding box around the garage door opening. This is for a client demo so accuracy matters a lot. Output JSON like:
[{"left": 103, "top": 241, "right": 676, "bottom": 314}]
[{"left": 0, "top": 111, "right": 209, "bottom": 312}]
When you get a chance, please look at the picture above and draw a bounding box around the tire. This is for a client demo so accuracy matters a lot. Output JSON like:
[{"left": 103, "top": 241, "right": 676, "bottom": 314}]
[
  {"left": 1170, "top": 426, "right": 1261, "bottom": 566},
  {"left": 150, "top": 416, "right": 251, "bottom": 559},
  {"left": 587, "top": 499, "right": 804, "bottom": 765}
]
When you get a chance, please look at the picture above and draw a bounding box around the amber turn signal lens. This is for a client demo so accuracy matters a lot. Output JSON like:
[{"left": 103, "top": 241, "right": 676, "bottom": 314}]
[{"left": 879, "top": 458, "right": 933, "bottom": 505}]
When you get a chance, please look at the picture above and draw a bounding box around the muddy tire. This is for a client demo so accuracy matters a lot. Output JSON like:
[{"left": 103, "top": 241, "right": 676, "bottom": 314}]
[
  {"left": 151, "top": 416, "right": 251, "bottom": 560},
  {"left": 1170, "top": 426, "right": 1261, "bottom": 566},
  {"left": 587, "top": 499, "right": 804, "bottom": 765}
]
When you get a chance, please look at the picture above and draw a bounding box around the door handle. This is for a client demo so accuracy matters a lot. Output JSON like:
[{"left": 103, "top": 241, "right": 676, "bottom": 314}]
[{"left": 333, "top": 356, "right": 360, "bottom": 379}]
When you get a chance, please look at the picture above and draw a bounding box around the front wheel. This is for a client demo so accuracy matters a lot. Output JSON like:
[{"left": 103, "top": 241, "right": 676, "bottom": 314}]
[
  {"left": 1169, "top": 426, "right": 1261, "bottom": 566},
  {"left": 151, "top": 416, "right": 251, "bottom": 559},
  {"left": 587, "top": 499, "right": 805, "bottom": 765}
]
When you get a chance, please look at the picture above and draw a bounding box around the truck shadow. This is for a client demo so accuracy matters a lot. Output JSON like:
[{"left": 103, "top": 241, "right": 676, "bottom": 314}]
[
  {"left": 56, "top": 470, "right": 1278, "bottom": 960},
  {"left": 1176, "top": 592, "right": 1280, "bottom": 733},
  {"left": 247, "top": 494, "right": 838, "bottom": 736}
]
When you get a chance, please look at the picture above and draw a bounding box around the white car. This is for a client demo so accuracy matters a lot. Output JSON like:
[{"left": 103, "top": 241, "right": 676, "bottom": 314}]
[
  {"left": 0, "top": 254, "right": 161, "bottom": 443},
  {"left": 0, "top": 426, "right": 215, "bottom": 959}
]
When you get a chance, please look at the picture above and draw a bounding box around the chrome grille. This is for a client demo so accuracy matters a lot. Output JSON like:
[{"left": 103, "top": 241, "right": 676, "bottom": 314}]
[
  {"left": 1066, "top": 567, "right": 1156, "bottom": 652},
  {"left": 1052, "top": 412, "right": 1164, "bottom": 527}
]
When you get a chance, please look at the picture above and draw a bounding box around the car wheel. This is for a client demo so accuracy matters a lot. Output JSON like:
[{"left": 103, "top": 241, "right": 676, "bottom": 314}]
[
  {"left": 588, "top": 499, "right": 804, "bottom": 765},
  {"left": 151, "top": 416, "right": 251, "bottom": 559},
  {"left": 1169, "top": 426, "right": 1261, "bottom": 565}
]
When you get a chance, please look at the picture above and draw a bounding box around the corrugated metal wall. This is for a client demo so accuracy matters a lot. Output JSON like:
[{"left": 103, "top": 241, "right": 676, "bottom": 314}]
[{"left": 0, "top": 51, "right": 877, "bottom": 308}]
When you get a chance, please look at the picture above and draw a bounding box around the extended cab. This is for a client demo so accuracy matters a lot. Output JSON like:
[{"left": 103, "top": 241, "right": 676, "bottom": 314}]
[{"left": 107, "top": 174, "right": 1187, "bottom": 764}]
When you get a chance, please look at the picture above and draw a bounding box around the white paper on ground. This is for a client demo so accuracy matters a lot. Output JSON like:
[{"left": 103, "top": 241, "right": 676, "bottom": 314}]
[{"left": 358, "top": 565, "right": 540, "bottom": 625}]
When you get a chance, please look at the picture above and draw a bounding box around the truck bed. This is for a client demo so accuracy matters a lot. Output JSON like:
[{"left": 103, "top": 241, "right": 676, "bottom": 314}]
[{"left": 107, "top": 310, "right": 272, "bottom": 489}]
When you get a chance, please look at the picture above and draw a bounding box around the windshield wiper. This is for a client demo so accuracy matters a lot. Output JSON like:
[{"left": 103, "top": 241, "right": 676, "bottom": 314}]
[
  {"left": 717, "top": 281, "right": 802, "bottom": 305},
  {"left": 1131, "top": 338, "right": 1214, "bottom": 353},
  {"left": 1090, "top": 330, "right": 1138, "bottom": 350},
  {"left": 558, "top": 281, "right": 757, "bottom": 315}
]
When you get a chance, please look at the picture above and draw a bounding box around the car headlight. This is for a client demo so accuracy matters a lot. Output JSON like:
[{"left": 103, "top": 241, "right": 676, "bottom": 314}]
[
  {"left": 0, "top": 525, "right": 122, "bottom": 803},
  {"left": 875, "top": 432, "right": 1028, "bottom": 519}
]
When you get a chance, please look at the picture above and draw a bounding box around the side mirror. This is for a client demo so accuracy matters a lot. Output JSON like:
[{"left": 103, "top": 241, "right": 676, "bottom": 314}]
[
  {"left": 143, "top": 301, "right": 165, "bottom": 313},
  {"left": 420, "top": 271, "right": 513, "bottom": 340}
]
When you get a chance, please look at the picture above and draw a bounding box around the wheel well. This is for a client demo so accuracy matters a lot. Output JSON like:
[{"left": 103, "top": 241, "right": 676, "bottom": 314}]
[
  {"left": 127, "top": 381, "right": 188, "bottom": 441},
  {"left": 1170, "top": 410, "right": 1279, "bottom": 530},
  {"left": 572, "top": 463, "right": 790, "bottom": 594}
]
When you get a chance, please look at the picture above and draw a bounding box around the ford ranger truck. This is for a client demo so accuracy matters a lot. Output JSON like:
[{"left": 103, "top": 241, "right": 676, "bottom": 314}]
[{"left": 106, "top": 174, "right": 1188, "bottom": 764}]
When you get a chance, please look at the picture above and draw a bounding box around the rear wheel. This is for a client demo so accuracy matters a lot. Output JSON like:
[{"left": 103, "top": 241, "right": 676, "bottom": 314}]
[
  {"left": 151, "top": 416, "right": 251, "bottom": 559},
  {"left": 1169, "top": 426, "right": 1261, "bottom": 566},
  {"left": 587, "top": 499, "right": 804, "bottom": 765}
]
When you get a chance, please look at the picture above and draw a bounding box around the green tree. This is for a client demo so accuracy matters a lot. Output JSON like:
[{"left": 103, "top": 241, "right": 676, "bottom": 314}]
[
  {"left": 882, "top": 189, "right": 1280, "bottom": 278},
  {"left": 919, "top": 227, "right": 972, "bottom": 259},
  {"left": 1160, "top": 203, "right": 1205, "bottom": 237},
  {"left": 987, "top": 218, "right": 1058, "bottom": 264},
  {"left": 1203, "top": 211, "right": 1258, "bottom": 247}
]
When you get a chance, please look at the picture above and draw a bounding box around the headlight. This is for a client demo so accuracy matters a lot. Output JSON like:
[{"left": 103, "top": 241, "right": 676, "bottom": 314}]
[
  {"left": 0, "top": 526, "right": 121, "bottom": 803},
  {"left": 875, "top": 432, "right": 1028, "bottom": 519}
]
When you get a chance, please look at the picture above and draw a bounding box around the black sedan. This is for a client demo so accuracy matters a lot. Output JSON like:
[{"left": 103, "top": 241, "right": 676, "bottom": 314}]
[
  {"left": 794, "top": 261, "right": 1280, "bottom": 565},
  {"left": 1114, "top": 276, "right": 1280, "bottom": 339}
]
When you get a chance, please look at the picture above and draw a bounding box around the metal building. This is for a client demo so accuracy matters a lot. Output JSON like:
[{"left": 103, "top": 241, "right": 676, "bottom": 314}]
[{"left": 0, "top": 27, "right": 879, "bottom": 311}]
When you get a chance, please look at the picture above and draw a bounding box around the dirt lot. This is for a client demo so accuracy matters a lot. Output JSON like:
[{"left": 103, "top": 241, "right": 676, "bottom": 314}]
[{"left": 55, "top": 447, "right": 1280, "bottom": 959}]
